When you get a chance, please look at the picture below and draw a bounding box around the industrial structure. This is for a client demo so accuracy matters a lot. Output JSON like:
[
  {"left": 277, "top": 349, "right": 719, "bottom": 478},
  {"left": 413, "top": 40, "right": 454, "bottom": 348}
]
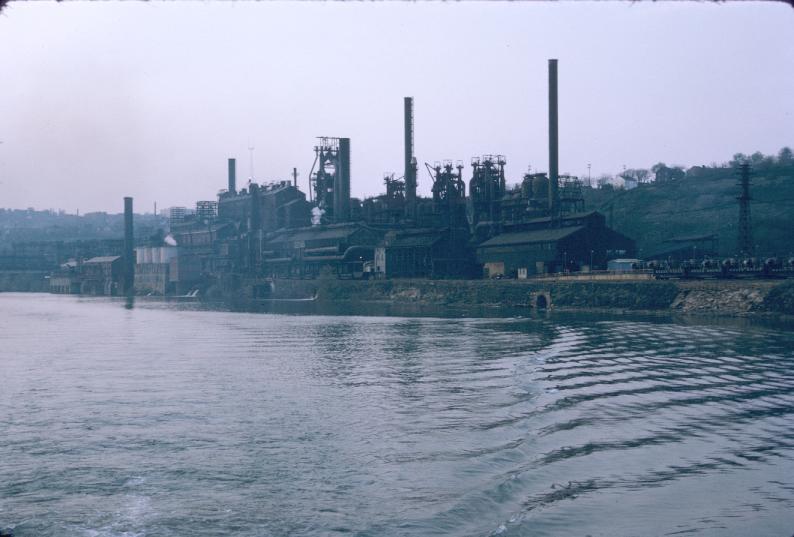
[
  {"left": 737, "top": 163, "right": 753, "bottom": 256},
  {"left": 310, "top": 137, "right": 351, "bottom": 224},
  {"left": 39, "top": 59, "right": 641, "bottom": 296},
  {"left": 123, "top": 197, "right": 134, "bottom": 295},
  {"left": 140, "top": 58, "right": 630, "bottom": 290},
  {"left": 404, "top": 97, "right": 418, "bottom": 222}
]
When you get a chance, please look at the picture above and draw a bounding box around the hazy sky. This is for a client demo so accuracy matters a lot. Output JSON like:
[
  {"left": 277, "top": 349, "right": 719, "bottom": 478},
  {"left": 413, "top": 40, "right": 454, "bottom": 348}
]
[{"left": 1, "top": 2, "right": 792, "bottom": 213}]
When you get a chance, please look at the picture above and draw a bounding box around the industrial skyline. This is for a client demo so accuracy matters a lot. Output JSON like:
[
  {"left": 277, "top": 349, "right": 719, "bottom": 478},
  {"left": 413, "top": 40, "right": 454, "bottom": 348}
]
[{"left": 0, "top": 2, "right": 792, "bottom": 213}]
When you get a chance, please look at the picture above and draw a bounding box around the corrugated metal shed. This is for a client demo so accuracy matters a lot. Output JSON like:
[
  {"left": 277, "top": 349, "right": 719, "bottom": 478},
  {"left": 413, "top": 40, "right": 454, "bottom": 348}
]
[
  {"left": 520, "top": 211, "right": 599, "bottom": 227},
  {"left": 387, "top": 232, "right": 444, "bottom": 249},
  {"left": 268, "top": 223, "right": 366, "bottom": 244},
  {"left": 84, "top": 256, "right": 121, "bottom": 264},
  {"left": 478, "top": 226, "right": 583, "bottom": 248}
]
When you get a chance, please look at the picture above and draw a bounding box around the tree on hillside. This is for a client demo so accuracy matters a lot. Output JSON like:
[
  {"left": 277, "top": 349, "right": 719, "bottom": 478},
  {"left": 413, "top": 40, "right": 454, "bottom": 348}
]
[
  {"left": 651, "top": 163, "right": 685, "bottom": 183},
  {"left": 620, "top": 168, "right": 651, "bottom": 185},
  {"left": 779, "top": 147, "right": 793, "bottom": 166},
  {"left": 596, "top": 174, "right": 614, "bottom": 190},
  {"left": 749, "top": 151, "right": 776, "bottom": 171},
  {"left": 730, "top": 150, "right": 784, "bottom": 170}
]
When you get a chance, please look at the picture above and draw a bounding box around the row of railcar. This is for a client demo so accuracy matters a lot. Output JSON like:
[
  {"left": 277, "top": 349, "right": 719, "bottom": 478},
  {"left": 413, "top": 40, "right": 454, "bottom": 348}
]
[{"left": 646, "top": 257, "right": 794, "bottom": 280}]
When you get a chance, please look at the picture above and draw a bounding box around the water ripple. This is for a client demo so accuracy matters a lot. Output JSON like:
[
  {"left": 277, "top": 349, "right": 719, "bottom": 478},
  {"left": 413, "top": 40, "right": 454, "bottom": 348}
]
[{"left": 1, "top": 294, "right": 793, "bottom": 537}]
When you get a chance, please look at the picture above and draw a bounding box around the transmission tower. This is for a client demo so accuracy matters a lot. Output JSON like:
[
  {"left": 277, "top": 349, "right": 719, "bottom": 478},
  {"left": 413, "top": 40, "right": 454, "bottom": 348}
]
[{"left": 736, "top": 162, "right": 753, "bottom": 256}]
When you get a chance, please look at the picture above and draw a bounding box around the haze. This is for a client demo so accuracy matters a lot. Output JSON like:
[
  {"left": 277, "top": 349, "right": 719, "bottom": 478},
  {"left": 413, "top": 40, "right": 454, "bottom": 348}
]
[{"left": 0, "top": 1, "right": 792, "bottom": 214}]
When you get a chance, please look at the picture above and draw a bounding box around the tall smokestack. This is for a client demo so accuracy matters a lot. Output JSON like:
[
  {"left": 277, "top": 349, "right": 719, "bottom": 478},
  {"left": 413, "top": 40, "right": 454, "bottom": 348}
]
[
  {"left": 548, "top": 59, "right": 559, "bottom": 224},
  {"left": 123, "top": 197, "right": 134, "bottom": 296},
  {"left": 336, "top": 138, "right": 351, "bottom": 222},
  {"left": 249, "top": 184, "right": 261, "bottom": 270},
  {"left": 228, "top": 158, "right": 237, "bottom": 194},
  {"left": 404, "top": 97, "right": 417, "bottom": 220}
]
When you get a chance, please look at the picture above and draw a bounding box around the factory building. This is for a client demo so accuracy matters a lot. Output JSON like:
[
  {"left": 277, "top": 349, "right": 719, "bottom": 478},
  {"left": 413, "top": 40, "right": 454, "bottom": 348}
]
[
  {"left": 134, "top": 246, "right": 178, "bottom": 295},
  {"left": 262, "top": 223, "right": 383, "bottom": 278},
  {"left": 49, "top": 260, "right": 80, "bottom": 294},
  {"left": 165, "top": 220, "right": 239, "bottom": 293},
  {"left": 476, "top": 212, "right": 635, "bottom": 278},
  {"left": 218, "top": 181, "right": 311, "bottom": 233},
  {"left": 375, "top": 228, "right": 477, "bottom": 279},
  {"left": 30, "top": 58, "right": 642, "bottom": 298},
  {"left": 195, "top": 59, "right": 634, "bottom": 283},
  {"left": 48, "top": 58, "right": 636, "bottom": 297},
  {"left": 80, "top": 256, "right": 122, "bottom": 295}
]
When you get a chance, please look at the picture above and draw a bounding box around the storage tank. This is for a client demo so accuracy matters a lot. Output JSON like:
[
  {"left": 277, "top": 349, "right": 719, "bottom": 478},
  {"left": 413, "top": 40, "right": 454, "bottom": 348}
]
[
  {"left": 139, "top": 247, "right": 151, "bottom": 264},
  {"left": 162, "top": 247, "right": 178, "bottom": 264}
]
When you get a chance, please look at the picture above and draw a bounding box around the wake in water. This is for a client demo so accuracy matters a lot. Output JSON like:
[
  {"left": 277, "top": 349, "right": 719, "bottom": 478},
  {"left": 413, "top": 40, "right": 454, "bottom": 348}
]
[{"left": 1, "top": 294, "right": 793, "bottom": 536}]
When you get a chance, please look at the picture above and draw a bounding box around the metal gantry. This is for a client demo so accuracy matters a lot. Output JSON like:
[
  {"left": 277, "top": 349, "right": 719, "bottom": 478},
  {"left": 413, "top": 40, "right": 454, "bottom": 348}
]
[{"left": 736, "top": 162, "right": 753, "bottom": 256}]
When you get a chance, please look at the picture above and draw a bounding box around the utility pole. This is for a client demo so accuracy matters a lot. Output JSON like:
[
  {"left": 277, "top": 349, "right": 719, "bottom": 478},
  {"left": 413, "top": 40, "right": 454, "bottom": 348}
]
[
  {"left": 248, "top": 145, "right": 255, "bottom": 181},
  {"left": 737, "top": 162, "right": 753, "bottom": 256}
]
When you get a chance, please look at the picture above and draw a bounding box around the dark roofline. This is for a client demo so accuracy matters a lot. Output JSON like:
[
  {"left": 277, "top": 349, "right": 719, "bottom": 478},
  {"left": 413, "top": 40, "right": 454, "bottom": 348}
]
[
  {"left": 84, "top": 256, "right": 122, "bottom": 263},
  {"left": 521, "top": 210, "right": 601, "bottom": 226},
  {"left": 477, "top": 226, "right": 584, "bottom": 248},
  {"left": 268, "top": 221, "right": 371, "bottom": 235},
  {"left": 662, "top": 234, "right": 718, "bottom": 243}
]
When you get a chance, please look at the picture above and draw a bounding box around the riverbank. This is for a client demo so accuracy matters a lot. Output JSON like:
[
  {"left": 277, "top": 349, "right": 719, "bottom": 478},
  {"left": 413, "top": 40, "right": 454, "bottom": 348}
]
[
  {"left": 5, "top": 271, "right": 793, "bottom": 319},
  {"left": 244, "top": 277, "right": 794, "bottom": 319},
  {"left": 0, "top": 270, "right": 48, "bottom": 293}
]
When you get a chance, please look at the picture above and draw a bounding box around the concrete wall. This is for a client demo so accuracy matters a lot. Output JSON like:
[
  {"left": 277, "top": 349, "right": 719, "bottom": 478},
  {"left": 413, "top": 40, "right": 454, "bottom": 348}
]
[{"left": 259, "top": 277, "right": 794, "bottom": 317}]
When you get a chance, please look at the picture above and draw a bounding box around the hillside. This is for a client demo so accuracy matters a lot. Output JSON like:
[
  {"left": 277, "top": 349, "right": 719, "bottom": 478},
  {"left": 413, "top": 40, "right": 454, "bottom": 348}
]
[
  {"left": 0, "top": 209, "right": 166, "bottom": 251},
  {"left": 582, "top": 163, "right": 794, "bottom": 258}
]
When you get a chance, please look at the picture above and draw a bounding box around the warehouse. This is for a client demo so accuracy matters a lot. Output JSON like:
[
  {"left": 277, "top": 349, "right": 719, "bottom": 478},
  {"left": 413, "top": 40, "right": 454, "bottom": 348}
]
[
  {"left": 375, "top": 228, "right": 476, "bottom": 279},
  {"left": 262, "top": 223, "right": 384, "bottom": 278},
  {"left": 476, "top": 211, "right": 635, "bottom": 278}
]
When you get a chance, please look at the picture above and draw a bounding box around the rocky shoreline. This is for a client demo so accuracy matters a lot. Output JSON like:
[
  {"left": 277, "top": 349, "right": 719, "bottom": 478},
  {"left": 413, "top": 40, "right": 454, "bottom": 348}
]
[
  {"left": 4, "top": 273, "right": 793, "bottom": 321},
  {"left": 220, "top": 277, "right": 794, "bottom": 320}
]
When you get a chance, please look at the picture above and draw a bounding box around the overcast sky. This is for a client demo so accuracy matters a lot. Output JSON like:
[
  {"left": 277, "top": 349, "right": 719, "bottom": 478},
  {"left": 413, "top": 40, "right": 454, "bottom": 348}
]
[{"left": 0, "top": 1, "right": 792, "bottom": 214}]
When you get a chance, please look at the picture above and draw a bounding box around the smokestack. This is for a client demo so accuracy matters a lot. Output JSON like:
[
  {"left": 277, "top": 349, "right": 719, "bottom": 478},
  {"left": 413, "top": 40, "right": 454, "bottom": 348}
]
[
  {"left": 548, "top": 59, "right": 559, "bottom": 224},
  {"left": 123, "top": 197, "right": 134, "bottom": 296},
  {"left": 249, "top": 184, "right": 261, "bottom": 270},
  {"left": 404, "top": 97, "right": 417, "bottom": 219},
  {"left": 335, "top": 138, "right": 351, "bottom": 222},
  {"left": 228, "top": 158, "right": 237, "bottom": 194}
]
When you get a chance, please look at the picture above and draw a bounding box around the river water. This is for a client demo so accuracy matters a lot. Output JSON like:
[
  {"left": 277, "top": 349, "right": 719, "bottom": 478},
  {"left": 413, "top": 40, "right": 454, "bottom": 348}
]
[{"left": 1, "top": 293, "right": 793, "bottom": 537}]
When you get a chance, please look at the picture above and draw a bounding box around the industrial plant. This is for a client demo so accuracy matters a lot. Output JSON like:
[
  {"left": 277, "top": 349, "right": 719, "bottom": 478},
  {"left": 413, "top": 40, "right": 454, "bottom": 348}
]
[
  {"left": 5, "top": 58, "right": 786, "bottom": 300},
  {"left": 62, "top": 59, "right": 622, "bottom": 297}
]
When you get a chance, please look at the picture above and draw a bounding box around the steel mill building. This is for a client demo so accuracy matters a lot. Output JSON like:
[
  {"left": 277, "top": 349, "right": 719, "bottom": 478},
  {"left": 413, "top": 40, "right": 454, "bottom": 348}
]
[{"left": 46, "top": 59, "right": 637, "bottom": 296}]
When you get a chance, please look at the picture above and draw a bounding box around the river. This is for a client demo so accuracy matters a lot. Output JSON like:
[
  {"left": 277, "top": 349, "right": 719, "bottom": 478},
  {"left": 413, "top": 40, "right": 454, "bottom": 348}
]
[{"left": 1, "top": 293, "right": 793, "bottom": 536}]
